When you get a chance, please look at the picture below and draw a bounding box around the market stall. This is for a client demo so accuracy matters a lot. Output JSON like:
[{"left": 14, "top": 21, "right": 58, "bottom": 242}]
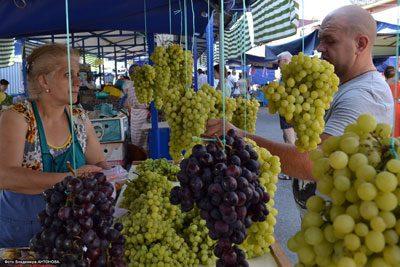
[{"left": 0, "top": 0, "right": 297, "bottom": 266}]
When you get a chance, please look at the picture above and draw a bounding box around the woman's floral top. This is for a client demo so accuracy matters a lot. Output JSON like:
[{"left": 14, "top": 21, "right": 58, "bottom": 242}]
[{"left": 11, "top": 101, "right": 89, "bottom": 171}]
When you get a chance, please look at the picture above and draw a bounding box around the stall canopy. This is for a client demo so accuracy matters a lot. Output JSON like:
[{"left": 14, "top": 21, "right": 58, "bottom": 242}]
[
  {"left": 0, "top": 0, "right": 210, "bottom": 38},
  {"left": 263, "top": 20, "right": 400, "bottom": 62},
  {"left": 264, "top": 29, "right": 319, "bottom": 62}
]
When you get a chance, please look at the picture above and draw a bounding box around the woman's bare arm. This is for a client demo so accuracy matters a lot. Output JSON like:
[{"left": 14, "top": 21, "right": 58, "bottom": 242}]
[{"left": 0, "top": 110, "right": 67, "bottom": 194}]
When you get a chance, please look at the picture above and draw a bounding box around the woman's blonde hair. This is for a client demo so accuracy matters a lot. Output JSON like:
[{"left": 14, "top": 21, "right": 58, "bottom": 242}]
[{"left": 27, "top": 43, "right": 79, "bottom": 99}]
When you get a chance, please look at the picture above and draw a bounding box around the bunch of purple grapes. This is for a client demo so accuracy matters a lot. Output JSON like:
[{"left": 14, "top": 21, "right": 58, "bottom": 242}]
[
  {"left": 170, "top": 129, "right": 270, "bottom": 267},
  {"left": 29, "top": 173, "right": 126, "bottom": 267}
]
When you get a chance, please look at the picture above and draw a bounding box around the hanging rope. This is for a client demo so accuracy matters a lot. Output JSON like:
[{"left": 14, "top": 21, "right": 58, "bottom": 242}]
[
  {"left": 219, "top": 0, "right": 226, "bottom": 146},
  {"left": 179, "top": 0, "right": 183, "bottom": 46},
  {"left": 242, "top": 0, "right": 248, "bottom": 136},
  {"left": 144, "top": 0, "right": 148, "bottom": 56},
  {"left": 169, "top": 0, "right": 172, "bottom": 35},
  {"left": 191, "top": 0, "right": 196, "bottom": 53},
  {"left": 64, "top": 0, "right": 76, "bottom": 170},
  {"left": 301, "top": 0, "right": 305, "bottom": 53},
  {"left": 390, "top": 138, "right": 399, "bottom": 159},
  {"left": 393, "top": 0, "right": 400, "bottom": 137}
]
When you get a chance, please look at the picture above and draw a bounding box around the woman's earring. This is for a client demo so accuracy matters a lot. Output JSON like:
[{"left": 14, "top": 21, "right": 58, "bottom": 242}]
[{"left": 45, "top": 89, "right": 50, "bottom": 93}]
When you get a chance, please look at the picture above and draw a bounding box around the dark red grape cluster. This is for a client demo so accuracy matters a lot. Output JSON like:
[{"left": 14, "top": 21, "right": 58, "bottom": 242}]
[
  {"left": 29, "top": 173, "right": 125, "bottom": 267},
  {"left": 170, "top": 129, "right": 270, "bottom": 267}
]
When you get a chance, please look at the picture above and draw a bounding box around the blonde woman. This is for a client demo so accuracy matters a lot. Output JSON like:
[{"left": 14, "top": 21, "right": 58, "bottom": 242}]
[{"left": 0, "top": 44, "right": 108, "bottom": 247}]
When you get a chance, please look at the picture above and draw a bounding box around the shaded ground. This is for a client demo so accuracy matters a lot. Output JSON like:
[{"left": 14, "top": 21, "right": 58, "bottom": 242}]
[{"left": 255, "top": 108, "right": 300, "bottom": 264}]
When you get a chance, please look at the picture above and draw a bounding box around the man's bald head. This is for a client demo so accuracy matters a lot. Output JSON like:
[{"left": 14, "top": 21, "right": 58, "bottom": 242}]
[{"left": 322, "top": 5, "right": 377, "bottom": 46}]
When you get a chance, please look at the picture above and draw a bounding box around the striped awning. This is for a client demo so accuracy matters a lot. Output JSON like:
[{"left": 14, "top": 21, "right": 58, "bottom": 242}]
[
  {"left": 251, "top": 0, "right": 299, "bottom": 45},
  {"left": 221, "top": 0, "right": 299, "bottom": 60},
  {"left": 24, "top": 41, "right": 43, "bottom": 58},
  {"left": 223, "top": 12, "right": 253, "bottom": 60},
  {"left": 0, "top": 39, "right": 15, "bottom": 67}
]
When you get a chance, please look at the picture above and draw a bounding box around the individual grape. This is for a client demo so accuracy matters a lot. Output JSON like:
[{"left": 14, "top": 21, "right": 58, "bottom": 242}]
[
  {"left": 337, "top": 257, "right": 356, "bottom": 267},
  {"left": 334, "top": 175, "right": 350, "bottom": 192},
  {"left": 375, "top": 192, "right": 398, "bottom": 211},
  {"left": 305, "top": 195, "right": 325, "bottom": 213},
  {"left": 344, "top": 234, "right": 361, "bottom": 251},
  {"left": 357, "top": 113, "right": 377, "bottom": 133},
  {"left": 365, "top": 231, "right": 385, "bottom": 252},
  {"left": 329, "top": 151, "right": 348, "bottom": 170},
  {"left": 304, "top": 226, "right": 324, "bottom": 245},
  {"left": 333, "top": 214, "right": 354, "bottom": 235},
  {"left": 357, "top": 182, "right": 377, "bottom": 201},
  {"left": 375, "top": 171, "right": 398, "bottom": 192},
  {"left": 386, "top": 159, "right": 400, "bottom": 173}
]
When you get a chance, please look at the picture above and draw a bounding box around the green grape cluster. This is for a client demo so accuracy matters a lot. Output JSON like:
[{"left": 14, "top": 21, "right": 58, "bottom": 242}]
[
  {"left": 289, "top": 113, "right": 400, "bottom": 267},
  {"left": 232, "top": 97, "right": 260, "bottom": 134},
  {"left": 179, "top": 88, "right": 213, "bottom": 156},
  {"left": 132, "top": 64, "right": 156, "bottom": 104},
  {"left": 182, "top": 211, "right": 216, "bottom": 266},
  {"left": 135, "top": 158, "right": 180, "bottom": 181},
  {"left": 264, "top": 52, "right": 340, "bottom": 152},
  {"left": 150, "top": 46, "right": 171, "bottom": 109},
  {"left": 120, "top": 163, "right": 216, "bottom": 266},
  {"left": 201, "top": 84, "right": 238, "bottom": 122},
  {"left": 166, "top": 44, "right": 186, "bottom": 87},
  {"left": 241, "top": 139, "right": 281, "bottom": 258}
]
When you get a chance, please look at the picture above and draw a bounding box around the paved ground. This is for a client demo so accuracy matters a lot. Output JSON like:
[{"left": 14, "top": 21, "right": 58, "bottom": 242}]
[{"left": 255, "top": 108, "right": 300, "bottom": 264}]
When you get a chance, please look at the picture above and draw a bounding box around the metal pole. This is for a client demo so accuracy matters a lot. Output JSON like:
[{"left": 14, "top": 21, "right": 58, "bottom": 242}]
[
  {"left": 21, "top": 38, "right": 28, "bottom": 96},
  {"left": 193, "top": 36, "right": 199, "bottom": 91},
  {"left": 97, "top": 37, "right": 101, "bottom": 85},
  {"left": 82, "top": 40, "right": 86, "bottom": 64},
  {"left": 124, "top": 50, "right": 128, "bottom": 75},
  {"left": 147, "top": 33, "right": 160, "bottom": 159},
  {"left": 101, "top": 47, "right": 105, "bottom": 84},
  {"left": 114, "top": 45, "right": 118, "bottom": 79},
  {"left": 206, "top": 14, "right": 214, "bottom": 86}
]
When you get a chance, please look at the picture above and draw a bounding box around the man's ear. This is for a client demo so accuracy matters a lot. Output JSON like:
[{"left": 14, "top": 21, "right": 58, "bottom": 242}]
[{"left": 355, "top": 35, "right": 369, "bottom": 54}]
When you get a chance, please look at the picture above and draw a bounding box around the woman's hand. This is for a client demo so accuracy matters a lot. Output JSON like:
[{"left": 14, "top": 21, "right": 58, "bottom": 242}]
[
  {"left": 204, "top": 118, "right": 245, "bottom": 138},
  {"left": 76, "top": 165, "right": 103, "bottom": 176}
]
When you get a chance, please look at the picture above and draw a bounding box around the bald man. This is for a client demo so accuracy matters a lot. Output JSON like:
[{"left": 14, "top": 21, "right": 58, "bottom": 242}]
[{"left": 205, "top": 5, "right": 394, "bottom": 212}]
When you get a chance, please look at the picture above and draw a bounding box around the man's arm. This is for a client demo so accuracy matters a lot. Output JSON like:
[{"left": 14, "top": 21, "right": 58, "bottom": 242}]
[
  {"left": 205, "top": 118, "right": 331, "bottom": 181},
  {"left": 245, "top": 132, "right": 331, "bottom": 180}
]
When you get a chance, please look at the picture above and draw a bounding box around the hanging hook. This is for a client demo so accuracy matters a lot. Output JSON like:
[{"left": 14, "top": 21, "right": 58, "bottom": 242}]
[{"left": 13, "top": 0, "right": 27, "bottom": 9}]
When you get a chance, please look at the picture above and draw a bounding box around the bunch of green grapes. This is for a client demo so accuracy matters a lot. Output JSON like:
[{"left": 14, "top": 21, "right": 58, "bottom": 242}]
[
  {"left": 166, "top": 44, "right": 185, "bottom": 87},
  {"left": 135, "top": 158, "right": 180, "bottom": 181},
  {"left": 150, "top": 46, "right": 171, "bottom": 109},
  {"left": 264, "top": 52, "right": 340, "bottom": 152},
  {"left": 241, "top": 139, "right": 281, "bottom": 258},
  {"left": 180, "top": 50, "right": 194, "bottom": 89},
  {"left": 232, "top": 97, "right": 260, "bottom": 134},
  {"left": 180, "top": 88, "right": 213, "bottom": 156},
  {"left": 182, "top": 211, "right": 216, "bottom": 266},
  {"left": 121, "top": 166, "right": 213, "bottom": 266},
  {"left": 201, "top": 84, "right": 237, "bottom": 122},
  {"left": 289, "top": 113, "right": 400, "bottom": 267},
  {"left": 131, "top": 64, "right": 156, "bottom": 104}
]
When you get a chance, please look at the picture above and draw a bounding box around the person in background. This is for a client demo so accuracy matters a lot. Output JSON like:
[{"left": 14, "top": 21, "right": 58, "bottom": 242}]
[
  {"left": 237, "top": 73, "right": 248, "bottom": 97},
  {"left": 276, "top": 51, "right": 296, "bottom": 180},
  {"left": 228, "top": 70, "right": 239, "bottom": 94},
  {"left": 197, "top": 68, "right": 208, "bottom": 89},
  {"left": 384, "top": 65, "right": 399, "bottom": 99},
  {"left": 0, "top": 79, "right": 13, "bottom": 107},
  {"left": 214, "top": 64, "right": 232, "bottom": 97},
  {"left": 124, "top": 65, "right": 148, "bottom": 149},
  {"left": 0, "top": 44, "right": 107, "bottom": 247},
  {"left": 205, "top": 5, "right": 394, "bottom": 216}
]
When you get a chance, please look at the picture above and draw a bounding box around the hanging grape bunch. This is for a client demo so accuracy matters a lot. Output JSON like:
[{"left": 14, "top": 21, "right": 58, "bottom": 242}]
[
  {"left": 170, "top": 129, "right": 271, "bottom": 267},
  {"left": 131, "top": 64, "right": 156, "bottom": 104},
  {"left": 232, "top": 97, "right": 260, "bottom": 134},
  {"left": 288, "top": 114, "right": 400, "bottom": 266},
  {"left": 150, "top": 46, "right": 171, "bottom": 109},
  {"left": 30, "top": 173, "right": 125, "bottom": 267},
  {"left": 264, "top": 52, "right": 340, "bottom": 151}
]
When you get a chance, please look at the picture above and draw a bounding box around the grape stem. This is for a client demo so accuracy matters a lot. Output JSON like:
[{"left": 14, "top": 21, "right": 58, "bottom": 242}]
[{"left": 66, "top": 161, "right": 76, "bottom": 177}]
